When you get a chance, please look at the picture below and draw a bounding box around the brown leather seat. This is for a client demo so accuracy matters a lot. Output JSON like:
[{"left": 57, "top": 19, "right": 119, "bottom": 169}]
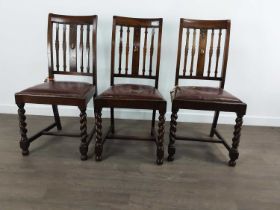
[
  {"left": 172, "top": 86, "right": 242, "bottom": 103},
  {"left": 15, "top": 81, "right": 95, "bottom": 106},
  {"left": 95, "top": 84, "right": 165, "bottom": 110},
  {"left": 171, "top": 86, "right": 245, "bottom": 113},
  {"left": 98, "top": 84, "right": 165, "bottom": 101}
]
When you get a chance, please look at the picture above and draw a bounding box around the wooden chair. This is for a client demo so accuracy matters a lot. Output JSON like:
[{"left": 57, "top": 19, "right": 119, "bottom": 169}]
[
  {"left": 94, "top": 16, "right": 166, "bottom": 165},
  {"left": 14, "top": 13, "right": 98, "bottom": 160},
  {"left": 168, "top": 19, "right": 247, "bottom": 166}
]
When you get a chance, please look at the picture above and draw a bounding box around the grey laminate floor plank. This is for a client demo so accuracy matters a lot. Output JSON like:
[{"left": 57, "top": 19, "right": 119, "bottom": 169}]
[{"left": 0, "top": 114, "right": 279, "bottom": 210}]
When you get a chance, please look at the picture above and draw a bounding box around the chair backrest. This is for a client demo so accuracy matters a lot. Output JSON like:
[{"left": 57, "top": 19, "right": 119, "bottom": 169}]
[
  {"left": 175, "top": 18, "right": 231, "bottom": 88},
  {"left": 47, "top": 13, "right": 98, "bottom": 85},
  {"left": 110, "top": 16, "right": 163, "bottom": 88}
]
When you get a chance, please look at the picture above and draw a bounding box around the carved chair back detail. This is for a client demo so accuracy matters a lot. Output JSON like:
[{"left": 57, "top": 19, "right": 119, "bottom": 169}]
[
  {"left": 111, "top": 16, "right": 163, "bottom": 88},
  {"left": 175, "top": 19, "right": 231, "bottom": 88},
  {"left": 48, "top": 13, "right": 98, "bottom": 86}
]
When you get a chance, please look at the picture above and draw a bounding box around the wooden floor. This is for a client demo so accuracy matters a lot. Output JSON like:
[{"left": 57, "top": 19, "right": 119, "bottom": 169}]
[{"left": 0, "top": 113, "right": 279, "bottom": 210}]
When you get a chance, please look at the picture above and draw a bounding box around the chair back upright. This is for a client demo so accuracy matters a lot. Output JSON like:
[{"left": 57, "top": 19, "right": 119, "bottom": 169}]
[
  {"left": 47, "top": 13, "right": 98, "bottom": 88},
  {"left": 175, "top": 19, "right": 231, "bottom": 89},
  {"left": 111, "top": 16, "right": 163, "bottom": 88}
]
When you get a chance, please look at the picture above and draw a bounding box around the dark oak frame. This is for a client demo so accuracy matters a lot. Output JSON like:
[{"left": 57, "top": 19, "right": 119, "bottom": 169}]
[
  {"left": 168, "top": 19, "right": 247, "bottom": 167},
  {"left": 15, "top": 13, "right": 98, "bottom": 160},
  {"left": 94, "top": 16, "right": 166, "bottom": 165}
]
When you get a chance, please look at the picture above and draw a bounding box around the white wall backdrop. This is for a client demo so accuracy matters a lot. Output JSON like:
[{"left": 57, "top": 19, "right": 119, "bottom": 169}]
[{"left": 0, "top": 0, "right": 279, "bottom": 126}]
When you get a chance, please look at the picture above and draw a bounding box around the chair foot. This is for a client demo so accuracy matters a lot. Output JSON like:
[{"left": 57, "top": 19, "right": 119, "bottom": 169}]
[
  {"left": 80, "top": 154, "right": 88, "bottom": 161},
  {"left": 228, "top": 160, "right": 236, "bottom": 167},
  {"left": 167, "top": 145, "right": 176, "bottom": 162},
  {"left": 95, "top": 155, "right": 102, "bottom": 161},
  {"left": 21, "top": 150, "right": 29, "bottom": 156},
  {"left": 95, "top": 109, "right": 103, "bottom": 162},
  {"left": 79, "top": 144, "right": 88, "bottom": 161},
  {"left": 20, "top": 141, "right": 30, "bottom": 156},
  {"left": 167, "top": 154, "right": 174, "bottom": 162},
  {"left": 156, "top": 158, "right": 163, "bottom": 165},
  {"left": 209, "top": 130, "right": 215, "bottom": 137},
  {"left": 229, "top": 148, "right": 239, "bottom": 167},
  {"left": 94, "top": 148, "right": 103, "bottom": 162},
  {"left": 95, "top": 142, "right": 103, "bottom": 161},
  {"left": 156, "top": 146, "right": 164, "bottom": 165},
  {"left": 79, "top": 107, "right": 88, "bottom": 161}
]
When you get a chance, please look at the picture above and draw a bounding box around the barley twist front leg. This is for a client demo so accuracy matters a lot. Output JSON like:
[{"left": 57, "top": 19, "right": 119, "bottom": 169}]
[
  {"left": 79, "top": 107, "right": 88, "bottom": 161},
  {"left": 95, "top": 109, "right": 103, "bottom": 161},
  {"left": 168, "top": 108, "right": 178, "bottom": 161},
  {"left": 17, "top": 103, "right": 30, "bottom": 156},
  {"left": 228, "top": 114, "right": 244, "bottom": 167},
  {"left": 156, "top": 111, "right": 165, "bottom": 165}
]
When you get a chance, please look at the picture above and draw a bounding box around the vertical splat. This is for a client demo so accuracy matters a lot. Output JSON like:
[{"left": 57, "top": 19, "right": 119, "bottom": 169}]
[
  {"left": 111, "top": 17, "right": 162, "bottom": 81},
  {"left": 196, "top": 29, "right": 208, "bottom": 77},
  {"left": 190, "top": 29, "right": 196, "bottom": 76},
  {"left": 118, "top": 26, "right": 123, "bottom": 74},
  {"left": 62, "top": 24, "right": 66, "bottom": 71},
  {"left": 86, "top": 25, "right": 90, "bottom": 73},
  {"left": 207, "top": 29, "right": 214, "bottom": 77},
  {"left": 80, "top": 25, "right": 84, "bottom": 72},
  {"left": 132, "top": 27, "right": 141, "bottom": 76},
  {"left": 55, "top": 23, "right": 60, "bottom": 71},
  {"left": 125, "top": 27, "right": 130, "bottom": 74},
  {"left": 69, "top": 24, "right": 77, "bottom": 72},
  {"left": 175, "top": 19, "right": 231, "bottom": 87},
  {"left": 215, "top": 29, "right": 222, "bottom": 77},
  {"left": 149, "top": 28, "right": 155, "bottom": 76},
  {"left": 47, "top": 14, "right": 97, "bottom": 78},
  {"left": 142, "top": 27, "right": 148, "bottom": 75},
  {"left": 182, "top": 28, "right": 190, "bottom": 76}
]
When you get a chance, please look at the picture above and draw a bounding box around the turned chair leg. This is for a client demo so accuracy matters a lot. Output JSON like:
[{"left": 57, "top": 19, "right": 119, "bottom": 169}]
[
  {"left": 95, "top": 108, "right": 103, "bottom": 161},
  {"left": 210, "top": 111, "right": 220, "bottom": 137},
  {"left": 156, "top": 111, "right": 165, "bottom": 165},
  {"left": 110, "top": 108, "right": 115, "bottom": 134},
  {"left": 168, "top": 108, "right": 178, "bottom": 161},
  {"left": 151, "top": 109, "right": 156, "bottom": 136},
  {"left": 228, "top": 113, "right": 244, "bottom": 167},
  {"left": 52, "top": 105, "right": 62, "bottom": 130},
  {"left": 79, "top": 107, "right": 88, "bottom": 161},
  {"left": 17, "top": 103, "right": 30, "bottom": 156}
]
